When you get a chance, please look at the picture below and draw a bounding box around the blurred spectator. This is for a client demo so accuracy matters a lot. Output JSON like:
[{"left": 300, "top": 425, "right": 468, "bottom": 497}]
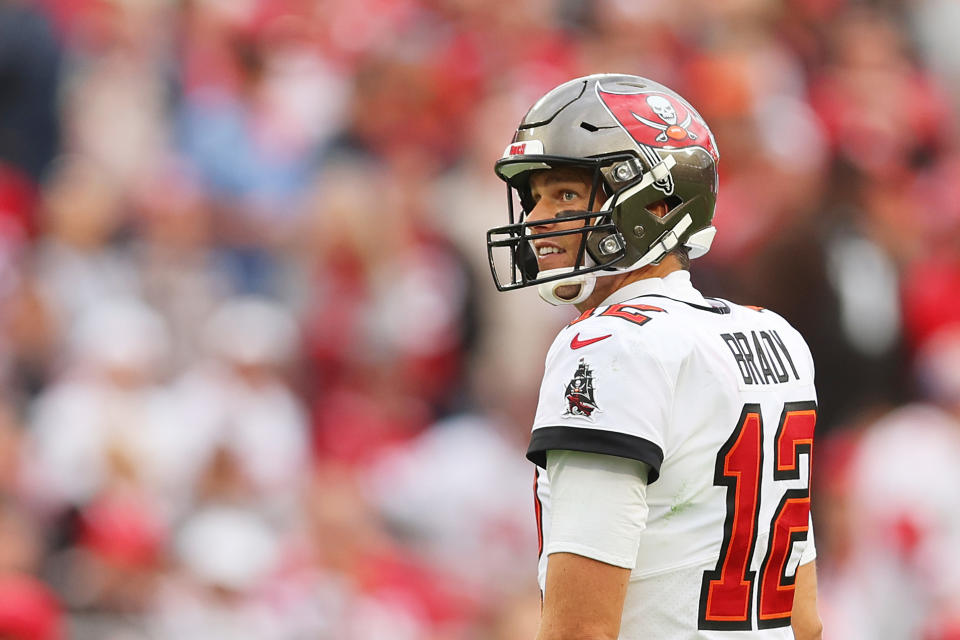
[
  {"left": 300, "top": 156, "right": 477, "bottom": 464},
  {"left": 0, "top": 486, "right": 64, "bottom": 640},
  {"left": 819, "top": 328, "right": 960, "bottom": 639},
  {"left": 175, "top": 0, "right": 349, "bottom": 295},
  {"left": 913, "top": 0, "right": 960, "bottom": 108},
  {"left": 367, "top": 413, "right": 538, "bottom": 609},
  {"left": 0, "top": 2, "right": 61, "bottom": 183},
  {"left": 576, "top": 0, "right": 681, "bottom": 82},
  {"left": 151, "top": 505, "right": 283, "bottom": 639},
  {"left": 0, "top": 574, "right": 63, "bottom": 640},
  {"left": 0, "top": 402, "right": 27, "bottom": 498},
  {"left": 277, "top": 466, "right": 473, "bottom": 639},
  {"left": 1, "top": 273, "right": 60, "bottom": 405},
  {"left": 57, "top": 0, "right": 171, "bottom": 190},
  {"left": 484, "top": 589, "right": 543, "bottom": 640},
  {"left": 901, "top": 156, "right": 960, "bottom": 350},
  {"left": 55, "top": 490, "right": 167, "bottom": 639},
  {"left": 33, "top": 157, "right": 138, "bottom": 326},
  {"left": 176, "top": 296, "right": 309, "bottom": 512},
  {"left": 24, "top": 298, "right": 182, "bottom": 513},
  {"left": 0, "top": 497, "right": 44, "bottom": 577},
  {"left": 131, "top": 158, "right": 233, "bottom": 370}
]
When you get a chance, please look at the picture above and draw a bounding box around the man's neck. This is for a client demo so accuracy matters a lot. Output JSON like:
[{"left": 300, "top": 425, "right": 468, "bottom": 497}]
[{"left": 574, "top": 255, "right": 685, "bottom": 313}]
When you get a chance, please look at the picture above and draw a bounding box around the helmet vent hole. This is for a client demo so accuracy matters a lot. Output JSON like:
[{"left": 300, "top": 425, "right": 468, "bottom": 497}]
[
  {"left": 580, "top": 121, "right": 600, "bottom": 132},
  {"left": 646, "top": 195, "right": 684, "bottom": 218}
]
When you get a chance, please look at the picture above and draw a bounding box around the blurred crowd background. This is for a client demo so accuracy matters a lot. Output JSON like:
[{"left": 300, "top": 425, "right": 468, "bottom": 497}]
[{"left": 1, "top": 0, "right": 960, "bottom": 638}]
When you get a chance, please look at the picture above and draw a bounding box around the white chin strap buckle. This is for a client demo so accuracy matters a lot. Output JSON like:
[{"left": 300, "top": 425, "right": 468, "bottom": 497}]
[{"left": 536, "top": 268, "right": 597, "bottom": 306}]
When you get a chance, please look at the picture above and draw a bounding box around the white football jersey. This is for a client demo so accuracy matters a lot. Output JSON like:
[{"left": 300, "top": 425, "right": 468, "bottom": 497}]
[{"left": 531, "top": 271, "right": 817, "bottom": 638}]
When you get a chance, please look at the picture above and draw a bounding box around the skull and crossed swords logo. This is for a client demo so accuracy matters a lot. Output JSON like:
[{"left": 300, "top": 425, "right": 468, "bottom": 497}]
[{"left": 632, "top": 95, "right": 698, "bottom": 143}]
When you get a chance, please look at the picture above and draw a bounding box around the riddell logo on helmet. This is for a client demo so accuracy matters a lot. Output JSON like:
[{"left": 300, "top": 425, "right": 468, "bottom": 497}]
[{"left": 596, "top": 87, "right": 718, "bottom": 162}]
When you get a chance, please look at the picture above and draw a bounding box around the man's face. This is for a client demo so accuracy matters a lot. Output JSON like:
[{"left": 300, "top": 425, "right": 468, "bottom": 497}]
[
  {"left": 524, "top": 166, "right": 672, "bottom": 308},
  {"left": 525, "top": 166, "right": 600, "bottom": 275}
]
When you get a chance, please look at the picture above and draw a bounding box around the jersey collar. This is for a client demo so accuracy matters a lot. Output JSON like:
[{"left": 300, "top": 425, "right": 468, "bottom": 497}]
[{"left": 599, "top": 270, "right": 709, "bottom": 308}]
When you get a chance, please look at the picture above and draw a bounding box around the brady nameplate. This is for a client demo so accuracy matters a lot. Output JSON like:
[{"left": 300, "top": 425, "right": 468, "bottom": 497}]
[{"left": 720, "top": 330, "right": 799, "bottom": 386}]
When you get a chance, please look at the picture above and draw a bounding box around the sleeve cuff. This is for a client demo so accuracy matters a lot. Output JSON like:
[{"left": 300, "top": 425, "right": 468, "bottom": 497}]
[
  {"left": 527, "top": 426, "right": 664, "bottom": 483},
  {"left": 544, "top": 542, "right": 637, "bottom": 569}
]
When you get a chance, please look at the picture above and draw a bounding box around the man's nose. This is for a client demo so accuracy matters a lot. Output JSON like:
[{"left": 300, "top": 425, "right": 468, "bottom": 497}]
[{"left": 526, "top": 199, "right": 557, "bottom": 228}]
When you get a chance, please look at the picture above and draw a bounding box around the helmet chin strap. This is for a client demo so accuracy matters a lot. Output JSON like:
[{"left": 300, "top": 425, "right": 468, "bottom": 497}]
[{"left": 537, "top": 268, "right": 597, "bottom": 306}]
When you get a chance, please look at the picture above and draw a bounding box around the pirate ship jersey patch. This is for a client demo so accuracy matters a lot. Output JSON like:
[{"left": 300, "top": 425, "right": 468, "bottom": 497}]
[{"left": 564, "top": 358, "right": 600, "bottom": 419}]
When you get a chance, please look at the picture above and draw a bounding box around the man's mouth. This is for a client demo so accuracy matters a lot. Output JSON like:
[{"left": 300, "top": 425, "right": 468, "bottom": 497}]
[{"left": 534, "top": 242, "right": 564, "bottom": 259}]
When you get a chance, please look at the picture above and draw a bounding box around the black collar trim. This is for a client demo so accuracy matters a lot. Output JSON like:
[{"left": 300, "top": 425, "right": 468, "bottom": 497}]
[{"left": 632, "top": 294, "right": 731, "bottom": 314}]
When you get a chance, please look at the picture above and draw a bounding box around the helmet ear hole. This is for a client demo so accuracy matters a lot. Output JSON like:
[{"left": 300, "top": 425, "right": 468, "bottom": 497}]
[{"left": 646, "top": 195, "right": 684, "bottom": 217}]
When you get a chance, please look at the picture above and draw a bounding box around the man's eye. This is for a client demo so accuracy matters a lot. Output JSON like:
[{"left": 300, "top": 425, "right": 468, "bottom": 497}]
[{"left": 561, "top": 191, "right": 579, "bottom": 201}]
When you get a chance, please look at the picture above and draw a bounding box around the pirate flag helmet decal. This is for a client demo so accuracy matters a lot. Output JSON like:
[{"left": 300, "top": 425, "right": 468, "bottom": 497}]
[
  {"left": 597, "top": 89, "right": 718, "bottom": 162},
  {"left": 488, "top": 74, "right": 719, "bottom": 305}
]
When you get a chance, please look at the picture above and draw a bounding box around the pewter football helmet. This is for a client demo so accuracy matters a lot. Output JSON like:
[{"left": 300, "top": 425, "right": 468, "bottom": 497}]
[{"left": 487, "top": 73, "right": 719, "bottom": 304}]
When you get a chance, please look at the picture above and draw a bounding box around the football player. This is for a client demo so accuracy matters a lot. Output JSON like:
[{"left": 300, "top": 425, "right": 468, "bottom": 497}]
[{"left": 487, "top": 74, "right": 822, "bottom": 639}]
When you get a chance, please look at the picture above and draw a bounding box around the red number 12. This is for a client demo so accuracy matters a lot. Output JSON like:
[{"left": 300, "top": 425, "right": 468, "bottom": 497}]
[{"left": 698, "top": 402, "right": 816, "bottom": 631}]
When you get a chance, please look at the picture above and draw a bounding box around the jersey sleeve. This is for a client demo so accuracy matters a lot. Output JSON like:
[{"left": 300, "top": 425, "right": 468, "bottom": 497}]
[{"left": 527, "top": 317, "right": 682, "bottom": 483}]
